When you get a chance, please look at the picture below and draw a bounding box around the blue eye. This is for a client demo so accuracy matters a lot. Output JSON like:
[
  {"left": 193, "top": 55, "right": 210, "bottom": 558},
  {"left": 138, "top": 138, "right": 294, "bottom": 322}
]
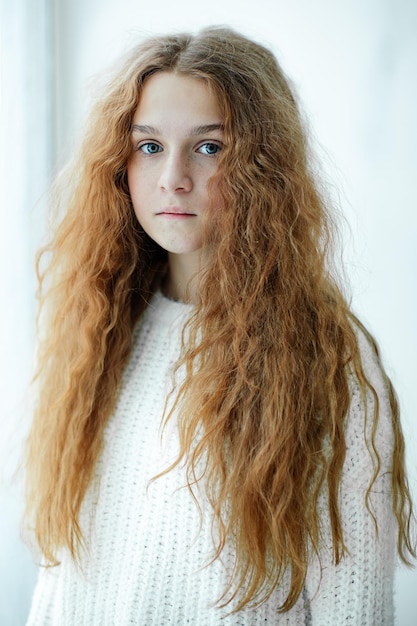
[
  {"left": 198, "top": 143, "right": 222, "bottom": 156},
  {"left": 138, "top": 142, "right": 162, "bottom": 154}
]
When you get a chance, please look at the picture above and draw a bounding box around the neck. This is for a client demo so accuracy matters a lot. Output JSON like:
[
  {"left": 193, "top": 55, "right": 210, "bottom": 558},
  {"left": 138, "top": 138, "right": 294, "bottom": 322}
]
[{"left": 164, "top": 251, "right": 207, "bottom": 304}]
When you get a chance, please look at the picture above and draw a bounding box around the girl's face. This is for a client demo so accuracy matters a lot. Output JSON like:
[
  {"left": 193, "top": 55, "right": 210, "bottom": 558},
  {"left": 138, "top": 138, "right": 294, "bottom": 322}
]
[{"left": 127, "top": 72, "right": 224, "bottom": 258}]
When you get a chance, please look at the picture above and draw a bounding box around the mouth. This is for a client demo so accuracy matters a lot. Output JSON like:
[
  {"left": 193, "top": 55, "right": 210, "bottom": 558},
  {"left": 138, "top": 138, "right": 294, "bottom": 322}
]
[{"left": 157, "top": 207, "right": 196, "bottom": 218}]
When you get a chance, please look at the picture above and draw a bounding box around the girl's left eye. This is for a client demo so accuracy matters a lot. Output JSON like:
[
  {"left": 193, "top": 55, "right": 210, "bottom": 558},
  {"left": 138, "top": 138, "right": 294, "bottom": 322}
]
[
  {"left": 138, "top": 142, "right": 162, "bottom": 154},
  {"left": 197, "top": 143, "right": 222, "bottom": 156}
]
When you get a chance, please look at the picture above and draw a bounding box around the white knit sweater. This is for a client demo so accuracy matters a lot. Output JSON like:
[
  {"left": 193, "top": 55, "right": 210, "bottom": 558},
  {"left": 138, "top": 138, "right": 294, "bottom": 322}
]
[{"left": 26, "top": 291, "right": 397, "bottom": 625}]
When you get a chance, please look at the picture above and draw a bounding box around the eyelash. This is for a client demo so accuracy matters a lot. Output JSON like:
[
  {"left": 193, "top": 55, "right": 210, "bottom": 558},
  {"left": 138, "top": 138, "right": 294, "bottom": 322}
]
[
  {"left": 197, "top": 142, "right": 222, "bottom": 156},
  {"left": 136, "top": 141, "right": 222, "bottom": 156},
  {"left": 137, "top": 142, "right": 162, "bottom": 155}
]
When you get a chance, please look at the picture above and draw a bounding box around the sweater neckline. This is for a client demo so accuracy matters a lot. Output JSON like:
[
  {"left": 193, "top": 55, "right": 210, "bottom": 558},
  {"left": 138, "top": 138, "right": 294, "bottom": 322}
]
[{"left": 143, "top": 289, "right": 194, "bottom": 326}]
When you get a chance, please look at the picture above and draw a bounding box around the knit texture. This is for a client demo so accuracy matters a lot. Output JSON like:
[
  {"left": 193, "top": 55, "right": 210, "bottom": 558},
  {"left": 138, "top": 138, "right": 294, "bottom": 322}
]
[{"left": 26, "top": 291, "right": 397, "bottom": 625}]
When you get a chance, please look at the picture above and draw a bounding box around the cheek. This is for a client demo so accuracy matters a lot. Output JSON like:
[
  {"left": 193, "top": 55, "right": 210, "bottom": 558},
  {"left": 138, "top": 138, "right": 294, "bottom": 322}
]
[
  {"left": 126, "top": 174, "right": 143, "bottom": 226},
  {"left": 127, "top": 168, "right": 145, "bottom": 210}
]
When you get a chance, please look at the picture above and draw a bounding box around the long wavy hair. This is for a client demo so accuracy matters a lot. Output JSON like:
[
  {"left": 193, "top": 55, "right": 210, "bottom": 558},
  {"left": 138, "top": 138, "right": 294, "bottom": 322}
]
[{"left": 24, "top": 27, "right": 415, "bottom": 612}]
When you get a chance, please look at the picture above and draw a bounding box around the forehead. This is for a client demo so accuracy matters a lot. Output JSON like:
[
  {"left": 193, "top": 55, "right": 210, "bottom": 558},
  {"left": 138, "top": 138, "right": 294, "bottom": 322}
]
[{"left": 132, "top": 72, "right": 222, "bottom": 126}]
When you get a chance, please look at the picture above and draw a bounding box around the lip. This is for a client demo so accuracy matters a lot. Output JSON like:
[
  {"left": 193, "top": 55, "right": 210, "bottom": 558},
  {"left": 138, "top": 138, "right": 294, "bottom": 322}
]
[{"left": 157, "top": 206, "right": 196, "bottom": 217}]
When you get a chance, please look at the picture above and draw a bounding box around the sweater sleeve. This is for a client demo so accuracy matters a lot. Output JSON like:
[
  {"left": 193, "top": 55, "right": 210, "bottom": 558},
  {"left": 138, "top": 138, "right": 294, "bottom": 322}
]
[
  {"left": 26, "top": 563, "right": 61, "bottom": 626},
  {"left": 305, "top": 328, "right": 398, "bottom": 626}
]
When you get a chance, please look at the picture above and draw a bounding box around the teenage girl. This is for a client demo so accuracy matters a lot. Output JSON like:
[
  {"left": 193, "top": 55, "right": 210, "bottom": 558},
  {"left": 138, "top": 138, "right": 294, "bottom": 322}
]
[{"left": 25, "top": 27, "right": 415, "bottom": 625}]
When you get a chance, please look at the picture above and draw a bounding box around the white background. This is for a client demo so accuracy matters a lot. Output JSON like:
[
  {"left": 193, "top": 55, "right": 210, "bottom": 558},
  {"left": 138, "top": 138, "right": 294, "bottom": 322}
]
[{"left": 0, "top": 0, "right": 416, "bottom": 624}]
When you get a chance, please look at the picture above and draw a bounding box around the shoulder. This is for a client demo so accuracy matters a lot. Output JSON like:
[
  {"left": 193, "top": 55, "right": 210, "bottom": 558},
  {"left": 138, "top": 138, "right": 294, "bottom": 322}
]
[
  {"left": 349, "top": 316, "right": 390, "bottom": 398},
  {"left": 343, "top": 316, "right": 396, "bottom": 489}
]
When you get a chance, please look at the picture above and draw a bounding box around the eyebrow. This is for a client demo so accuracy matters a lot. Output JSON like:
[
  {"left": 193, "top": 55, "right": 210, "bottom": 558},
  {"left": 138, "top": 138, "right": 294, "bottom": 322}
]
[{"left": 131, "top": 123, "right": 224, "bottom": 136}]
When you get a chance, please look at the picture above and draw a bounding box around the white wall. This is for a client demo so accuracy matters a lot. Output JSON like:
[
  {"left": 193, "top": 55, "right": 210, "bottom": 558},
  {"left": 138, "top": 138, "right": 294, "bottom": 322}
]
[
  {"left": 1, "top": 0, "right": 416, "bottom": 623},
  {"left": 0, "top": 1, "right": 53, "bottom": 624}
]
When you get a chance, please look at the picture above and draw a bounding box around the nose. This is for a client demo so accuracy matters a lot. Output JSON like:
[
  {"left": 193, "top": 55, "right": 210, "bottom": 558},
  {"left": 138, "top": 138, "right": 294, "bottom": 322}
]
[{"left": 158, "top": 152, "right": 193, "bottom": 193}]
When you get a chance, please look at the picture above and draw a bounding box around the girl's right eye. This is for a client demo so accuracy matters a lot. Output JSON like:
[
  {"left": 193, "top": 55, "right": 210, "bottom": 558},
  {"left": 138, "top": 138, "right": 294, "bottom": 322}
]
[{"left": 137, "top": 142, "right": 162, "bottom": 155}]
